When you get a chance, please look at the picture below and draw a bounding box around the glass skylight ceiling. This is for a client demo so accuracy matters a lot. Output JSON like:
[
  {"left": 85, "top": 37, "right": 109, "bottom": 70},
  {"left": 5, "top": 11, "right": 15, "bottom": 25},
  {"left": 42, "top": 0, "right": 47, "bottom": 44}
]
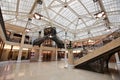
[{"left": 0, "top": 0, "right": 120, "bottom": 41}]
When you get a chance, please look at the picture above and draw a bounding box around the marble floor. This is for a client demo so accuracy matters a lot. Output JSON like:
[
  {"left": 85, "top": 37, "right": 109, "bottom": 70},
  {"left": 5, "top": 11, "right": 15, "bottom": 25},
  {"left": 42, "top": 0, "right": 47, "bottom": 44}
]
[
  {"left": 0, "top": 61, "right": 117, "bottom": 80},
  {"left": 109, "top": 63, "right": 120, "bottom": 80}
]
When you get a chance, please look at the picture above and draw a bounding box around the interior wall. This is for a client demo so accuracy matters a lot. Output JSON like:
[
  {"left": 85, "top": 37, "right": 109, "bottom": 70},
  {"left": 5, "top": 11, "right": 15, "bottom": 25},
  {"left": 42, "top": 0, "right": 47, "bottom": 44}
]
[
  {"left": 0, "top": 36, "right": 5, "bottom": 61},
  {"left": 12, "top": 50, "right": 29, "bottom": 60},
  {"left": 109, "top": 55, "right": 116, "bottom": 63},
  {"left": 22, "top": 50, "right": 28, "bottom": 59},
  {"left": 30, "top": 48, "right": 39, "bottom": 62},
  {"left": 51, "top": 51, "right": 56, "bottom": 61},
  {"left": 12, "top": 50, "right": 18, "bottom": 60},
  {"left": 1, "top": 48, "right": 29, "bottom": 61},
  {"left": 1, "top": 49, "right": 10, "bottom": 61}
]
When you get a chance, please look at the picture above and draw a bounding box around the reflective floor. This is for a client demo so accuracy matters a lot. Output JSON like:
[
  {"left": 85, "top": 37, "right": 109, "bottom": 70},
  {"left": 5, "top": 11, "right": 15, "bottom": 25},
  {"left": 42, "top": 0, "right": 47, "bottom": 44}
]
[
  {"left": 109, "top": 63, "right": 120, "bottom": 80},
  {"left": 0, "top": 61, "right": 117, "bottom": 80}
]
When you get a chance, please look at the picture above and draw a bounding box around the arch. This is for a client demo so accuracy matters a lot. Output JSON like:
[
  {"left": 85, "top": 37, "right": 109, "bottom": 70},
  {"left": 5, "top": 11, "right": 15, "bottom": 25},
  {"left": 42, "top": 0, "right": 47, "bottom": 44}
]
[
  {"left": 75, "top": 45, "right": 120, "bottom": 73},
  {"left": 33, "top": 35, "right": 64, "bottom": 48},
  {"left": 106, "top": 52, "right": 119, "bottom": 69}
]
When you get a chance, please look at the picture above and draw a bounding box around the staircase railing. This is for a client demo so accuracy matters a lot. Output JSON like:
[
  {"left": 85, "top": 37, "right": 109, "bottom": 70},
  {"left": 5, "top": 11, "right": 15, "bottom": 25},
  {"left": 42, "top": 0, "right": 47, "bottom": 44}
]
[
  {"left": 0, "top": 7, "right": 8, "bottom": 40},
  {"left": 74, "top": 28, "right": 120, "bottom": 60}
]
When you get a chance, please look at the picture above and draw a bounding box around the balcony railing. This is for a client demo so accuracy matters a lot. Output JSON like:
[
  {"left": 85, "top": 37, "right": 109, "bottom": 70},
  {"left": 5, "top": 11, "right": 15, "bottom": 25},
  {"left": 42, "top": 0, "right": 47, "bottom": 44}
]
[{"left": 73, "top": 28, "right": 120, "bottom": 59}]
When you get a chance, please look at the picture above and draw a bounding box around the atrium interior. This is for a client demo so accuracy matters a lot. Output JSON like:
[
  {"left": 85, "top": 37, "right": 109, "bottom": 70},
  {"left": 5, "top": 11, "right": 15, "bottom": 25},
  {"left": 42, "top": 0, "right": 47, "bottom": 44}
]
[{"left": 0, "top": 0, "right": 120, "bottom": 80}]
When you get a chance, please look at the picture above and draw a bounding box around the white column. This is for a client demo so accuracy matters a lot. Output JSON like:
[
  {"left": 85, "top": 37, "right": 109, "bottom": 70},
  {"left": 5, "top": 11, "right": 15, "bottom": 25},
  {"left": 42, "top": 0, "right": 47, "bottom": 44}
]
[
  {"left": 17, "top": 32, "right": 26, "bottom": 62},
  {"left": 115, "top": 52, "right": 120, "bottom": 63},
  {"left": 39, "top": 45, "right": 42, "bottom": 61},
  {"left": 64, "top": 41, "right": 68, "bottom": 68},
  {"left": 41, "top": 30, "right": 44, "bottom": 37},
  {"left": 68, "top": 49, "right": 74, "bottom": 68},
  {"left": 55, "top": 45, "right": 58, "bottom": 61},
  {"left": 64, "top": 42, "right": 67, "bottom": 62}
]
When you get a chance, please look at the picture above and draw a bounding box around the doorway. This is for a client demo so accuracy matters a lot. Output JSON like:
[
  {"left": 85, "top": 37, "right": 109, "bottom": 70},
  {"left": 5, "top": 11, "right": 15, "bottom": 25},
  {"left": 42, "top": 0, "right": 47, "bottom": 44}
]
[{"left": 42, "top": 50, "right": 52, "bottom": 61}]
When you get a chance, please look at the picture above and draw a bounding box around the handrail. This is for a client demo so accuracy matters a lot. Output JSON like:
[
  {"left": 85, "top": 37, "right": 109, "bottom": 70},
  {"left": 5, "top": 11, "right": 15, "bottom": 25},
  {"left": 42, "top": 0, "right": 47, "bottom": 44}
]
[
  {"left": 74, "top": 37, "right": 120, "bottom": 65},
  {"left": 0, "top": 7, "right": 8, "bottom": 40},
  {"left": 74, "top": 28, "right": 120, "bottom": 59},
  {"left": 94, "top": 28, "right": 120, "bottom": 46},
  {"left": 87, "top": 28, "right": 120, "bottom": 50}
]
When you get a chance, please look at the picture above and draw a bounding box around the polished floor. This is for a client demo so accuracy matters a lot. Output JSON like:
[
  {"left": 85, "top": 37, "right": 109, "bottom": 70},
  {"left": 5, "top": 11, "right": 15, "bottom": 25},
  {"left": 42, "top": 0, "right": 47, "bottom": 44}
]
[
  {"left": 0, "top": 61, "right": 118, "bottom": 80},
  {"left": 109, "top": 63, "right": 120, "bottom": 80}
]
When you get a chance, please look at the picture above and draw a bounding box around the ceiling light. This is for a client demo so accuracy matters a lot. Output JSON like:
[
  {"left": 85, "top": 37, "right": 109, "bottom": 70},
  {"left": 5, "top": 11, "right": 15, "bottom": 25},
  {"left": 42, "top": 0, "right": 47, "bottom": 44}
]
[
  {"left": 33, "top": 13, "right": 43, "bottom": 20},
  {"left": 88, "top": 39, "right": 94, "bottom": 43},
  {"left": 25, "top": 28, "right": 31, "bottom": 32},
  {"left": 94, "top": 11, "right": 106, "bottom": 19},
  {"left": 49, "top": 35, "right": 53, "bottom": 38},
  {"left": 106, "top": 29, "right": 110, "bottom": 32},
  {"left": 48, "top": 25, "right": 51, "bottom": 27},
  {"left": 97, "top": 13, "right": 103, "bottom": 17}
]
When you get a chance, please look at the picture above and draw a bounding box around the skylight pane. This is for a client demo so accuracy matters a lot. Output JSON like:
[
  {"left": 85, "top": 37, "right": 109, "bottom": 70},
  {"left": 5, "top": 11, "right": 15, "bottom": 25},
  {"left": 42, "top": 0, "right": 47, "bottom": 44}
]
[
  {"left": 77, "top": 23, "right": 86, "bottom": 29},
  {"left": 69, "top": 0, "right": 88, "bottom": 15},
  {"left": 11, "top": 20, "right": 27, "bottom": 28},
  {"left": 60, "top": 8, "right": 77, "bottom": 22},
  {"left": 19, "top": 0, "right": 34, "bottom": 13},
  {"left": 48, "top": 9, "right": 58, "bottom": 19},
  {"left": 55, "top": 15, "right": 70, "bottom": 26},
  {"left": 44, "top": 0, "right": 53, "bottom": 7},
  {"left": 108, "top": 15, "right": 120, "bottom": 23},
  {"left": 81, "top": 0, "right": 96, "bottom": 13},
  {"left": 1, "top": 0, "right": 17, "bottom": 11},
  {"left": 103, "top": 0, "right": 120, "bottom": 12},
  {"left": 3, "top": 14, "right": 15, "bottom": 21}
]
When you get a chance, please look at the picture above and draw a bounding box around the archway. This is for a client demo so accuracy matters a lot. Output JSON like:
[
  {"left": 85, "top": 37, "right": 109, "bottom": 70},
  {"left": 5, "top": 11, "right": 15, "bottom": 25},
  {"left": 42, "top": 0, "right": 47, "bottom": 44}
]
[
  {"left": 33, "top": 35, "right": 64, "bottom": 48},
  {"left": 33, "top": 27, "right": 64, "bottom": 48}
]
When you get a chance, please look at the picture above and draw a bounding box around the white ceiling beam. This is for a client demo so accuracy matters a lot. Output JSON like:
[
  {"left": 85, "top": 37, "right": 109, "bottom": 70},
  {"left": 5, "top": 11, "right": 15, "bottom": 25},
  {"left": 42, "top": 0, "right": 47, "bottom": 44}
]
[
  {"left": 67, "top": 0, "right": 75, "bottom": 4},
  {"left": 43, "top": 1, "right": 50, "bottom": 18},
  {"left": 48, "top": 0, "right": 56, "bottom": 7},
  {"left": 30, "top": 24, "right": 47, "bottom": 30},
  {"left": 41, "top": 16, "right": 74, "bottom": 33},
  {"left": 49, "top": 4, "right": 63, "bottom": 8},
  {"left": 75, "top": 33, "right": 108, "bottom": 42},
  {"left": 110, "top": 22, "right": 120, "bottom": 26},
  {"left": 76, "top": 23, "right": 105, "bottom": 33},
  {"left": 43, "top": 0, "right": 52, "bottom": 25},
  {"left": 97, "top": 0, "right": 110, "bottom": 26},
  {"left": 54, "top": 0, "right": 95, "bottom": 19},
  {"left": 65, "top": 17, "right": 78, "bottom": 33},
  {"left": 77, "top": 0, "right": 94, "bottom": 19},
  {"left": 2, "top": 10, "right": 28, "bottom": 14},
  {"left": 29, "top": 0, "right": 38, "bottom": 14},
  {"left": 52, "top": 7, "right": 64, "bottom": 20},
  {"left": 50, "top": 8, "right": 76, "bottom": 25},
  {"left": 16, "top": 0, "right": 20, "bottom": 18},
  {"left": 67, "top": 6, "right": 88, "bottom": 27},
  {"left": 67, "top": 17, "right": 78, "bottom": 27},
  {"left": 55, "top": 0, "right": 64, "bottom": 4},
  {"left": 4, "top": 18, "right": 16, "bottom": 22}
]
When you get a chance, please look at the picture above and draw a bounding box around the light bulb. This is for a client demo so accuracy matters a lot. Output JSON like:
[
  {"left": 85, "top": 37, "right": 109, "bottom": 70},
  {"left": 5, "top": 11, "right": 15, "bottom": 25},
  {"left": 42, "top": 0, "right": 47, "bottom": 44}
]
[{"left": 25, "top": 28, "right": 30, "bottom": 32}]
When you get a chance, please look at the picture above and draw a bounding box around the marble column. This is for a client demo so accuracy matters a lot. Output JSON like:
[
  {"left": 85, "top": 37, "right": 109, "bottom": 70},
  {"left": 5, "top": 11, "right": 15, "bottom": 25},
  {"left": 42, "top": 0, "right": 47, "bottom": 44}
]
[
  {"left": 68, "top": 49, "right": 74, "bottom": 67},
  {"left": 39, "top": 45, "right": 42, "bottom": 61},
  {"left": 64, "top": 42, "right": 67, "bottom": 64},
  {"left": 17, "top": 32, "right": 26, "bottom": 62},
  {"left": 115, "top": 52, "right": 120, "bottom": 63},
  {"left": 55, "top": 45, "right": 58, "bottom": 61}
]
